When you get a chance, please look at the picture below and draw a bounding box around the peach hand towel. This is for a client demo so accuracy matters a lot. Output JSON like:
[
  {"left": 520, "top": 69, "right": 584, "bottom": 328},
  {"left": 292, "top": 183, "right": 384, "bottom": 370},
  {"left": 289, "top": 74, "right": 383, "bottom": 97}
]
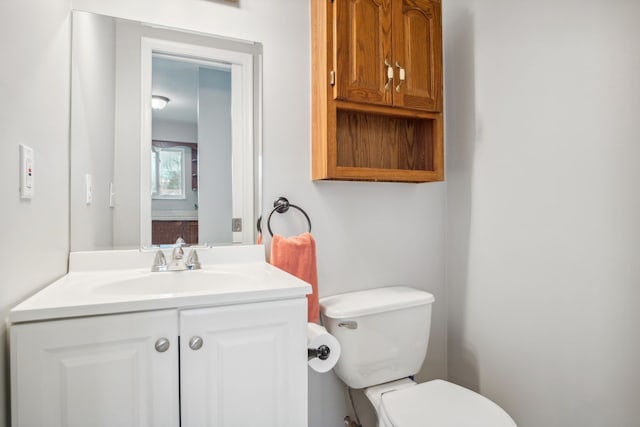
[{"left": 270, "top": 232, "right": 319, "bottom": 323}]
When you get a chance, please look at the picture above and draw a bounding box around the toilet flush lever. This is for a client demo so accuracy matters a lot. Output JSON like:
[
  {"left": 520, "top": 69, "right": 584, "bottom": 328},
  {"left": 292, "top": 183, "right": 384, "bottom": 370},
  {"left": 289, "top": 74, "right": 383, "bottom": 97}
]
[{"left": 338, "top": 320, "right": 358, "bottom": 330}]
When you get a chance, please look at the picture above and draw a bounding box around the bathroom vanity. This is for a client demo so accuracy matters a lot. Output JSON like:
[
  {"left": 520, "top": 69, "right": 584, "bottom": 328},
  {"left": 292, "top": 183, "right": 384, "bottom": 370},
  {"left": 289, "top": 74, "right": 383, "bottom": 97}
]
[{"left": 9, "top": 246, "right": 311, "bottom": 427}]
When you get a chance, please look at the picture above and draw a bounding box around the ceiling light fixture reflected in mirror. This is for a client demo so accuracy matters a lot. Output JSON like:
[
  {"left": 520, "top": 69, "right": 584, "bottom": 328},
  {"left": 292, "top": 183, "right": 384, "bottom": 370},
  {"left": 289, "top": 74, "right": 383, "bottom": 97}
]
[{"left": 151, "top": 95, "right": 170, "bottom": 110}]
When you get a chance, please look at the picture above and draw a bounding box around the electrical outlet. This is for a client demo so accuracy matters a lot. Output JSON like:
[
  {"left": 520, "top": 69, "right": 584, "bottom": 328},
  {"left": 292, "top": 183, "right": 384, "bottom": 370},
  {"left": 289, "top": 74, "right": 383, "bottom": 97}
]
[{"left": 232, "top": 218, "right": 243, "bottom": 232}]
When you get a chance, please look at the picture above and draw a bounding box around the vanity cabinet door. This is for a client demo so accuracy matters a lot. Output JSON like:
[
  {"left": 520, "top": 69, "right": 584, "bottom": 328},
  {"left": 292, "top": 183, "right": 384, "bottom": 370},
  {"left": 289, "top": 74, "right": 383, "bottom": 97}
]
[
  {"left": 10, "top": 310, "right": 179, "bottom": 427},
  {"left": 179, "top": 299, "right": 308, "bottom": 427}
]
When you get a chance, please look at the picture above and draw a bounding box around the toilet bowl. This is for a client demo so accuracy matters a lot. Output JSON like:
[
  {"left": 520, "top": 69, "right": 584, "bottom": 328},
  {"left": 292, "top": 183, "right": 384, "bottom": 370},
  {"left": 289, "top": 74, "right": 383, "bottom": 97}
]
[
  {"left": 320, "top": 286, "right": 516, "bottom": 427},
  {"left": 369, "top": 379, "right": 515, "bottom": 427}
]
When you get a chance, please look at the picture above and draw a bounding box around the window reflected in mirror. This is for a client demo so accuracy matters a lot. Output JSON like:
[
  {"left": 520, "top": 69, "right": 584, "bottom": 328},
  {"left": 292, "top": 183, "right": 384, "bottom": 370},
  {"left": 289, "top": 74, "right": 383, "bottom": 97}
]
[{"left": 151, "top": 145, "right": 188, "bottom": 199}]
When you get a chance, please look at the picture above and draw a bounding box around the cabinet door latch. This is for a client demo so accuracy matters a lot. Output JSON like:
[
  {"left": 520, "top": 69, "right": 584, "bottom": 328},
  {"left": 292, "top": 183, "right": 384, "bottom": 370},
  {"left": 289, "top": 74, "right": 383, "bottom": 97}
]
[{"left": 330, "top": 70, "right": 336, "bottom": 86}]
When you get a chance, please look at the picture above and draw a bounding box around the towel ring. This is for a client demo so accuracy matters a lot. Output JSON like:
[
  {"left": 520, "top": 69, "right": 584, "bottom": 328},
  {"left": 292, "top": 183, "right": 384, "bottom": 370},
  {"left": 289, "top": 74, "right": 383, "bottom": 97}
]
[{"left": 266, "top": 197, "right": 312, "bottom": 237}]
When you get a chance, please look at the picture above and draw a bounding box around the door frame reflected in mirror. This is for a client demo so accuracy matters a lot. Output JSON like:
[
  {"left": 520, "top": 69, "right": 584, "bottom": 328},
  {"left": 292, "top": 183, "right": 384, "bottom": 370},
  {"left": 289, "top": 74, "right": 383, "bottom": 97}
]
[{"left": 140, "top": 38, "right": 258, "bottom": 247}]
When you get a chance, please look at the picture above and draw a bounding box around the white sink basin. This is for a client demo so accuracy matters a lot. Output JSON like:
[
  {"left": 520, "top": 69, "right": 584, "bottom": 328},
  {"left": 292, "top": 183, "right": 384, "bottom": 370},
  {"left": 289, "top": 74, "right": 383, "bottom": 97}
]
[
  {"left": 8, "top": 246, "right": 312, "bottom": 324},
  {"left": 94, "top": 269, "right": 257, "bottom": 295}
]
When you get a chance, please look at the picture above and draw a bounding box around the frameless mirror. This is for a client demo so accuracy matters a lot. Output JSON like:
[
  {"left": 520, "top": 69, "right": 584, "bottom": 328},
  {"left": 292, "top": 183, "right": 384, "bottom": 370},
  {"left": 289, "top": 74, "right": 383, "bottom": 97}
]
[{"left": 70, "top": 11, "right": 262, "bottom": 251}]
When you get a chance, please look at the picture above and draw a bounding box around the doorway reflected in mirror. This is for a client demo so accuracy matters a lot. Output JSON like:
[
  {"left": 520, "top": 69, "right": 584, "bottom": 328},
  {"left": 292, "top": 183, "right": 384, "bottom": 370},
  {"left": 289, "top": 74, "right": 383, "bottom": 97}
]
[{"left": 150, "top": 55, "right": 233, "bottom": 246}]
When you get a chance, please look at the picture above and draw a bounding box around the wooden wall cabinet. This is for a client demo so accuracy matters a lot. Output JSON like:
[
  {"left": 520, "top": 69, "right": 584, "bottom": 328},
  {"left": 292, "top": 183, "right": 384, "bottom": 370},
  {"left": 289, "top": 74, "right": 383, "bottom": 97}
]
[{"left": 312, "top": 0, "right": 444, "bottom": 183}]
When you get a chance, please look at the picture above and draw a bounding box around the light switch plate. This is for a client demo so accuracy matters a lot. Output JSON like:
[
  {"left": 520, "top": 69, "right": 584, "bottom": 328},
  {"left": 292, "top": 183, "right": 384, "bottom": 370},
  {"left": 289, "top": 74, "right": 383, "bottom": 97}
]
[
  {"left": 19, "top": 144, "right": 34, "bottom": 199},
  {"left": 85, "top": 174, "right": 93, "bottom": 204},
  {"left": 109, "top": 182, "right": 115, "bottom": 207}
]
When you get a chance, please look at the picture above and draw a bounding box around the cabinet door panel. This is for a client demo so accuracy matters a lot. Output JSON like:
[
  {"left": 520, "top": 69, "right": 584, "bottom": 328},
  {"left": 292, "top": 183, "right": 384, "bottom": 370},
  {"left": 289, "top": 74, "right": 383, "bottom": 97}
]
[
  {"left": 10, "top": 310, "right": 179, "bottom": 427},
  {"left": 335, "top": 0, "right": 392, "bottom": 105},
  {"left": 180, "top": 299, "right": 307, "bottom": 427},
  {"left": 392, "top": 0, "right": 443, "bottom": 111}
]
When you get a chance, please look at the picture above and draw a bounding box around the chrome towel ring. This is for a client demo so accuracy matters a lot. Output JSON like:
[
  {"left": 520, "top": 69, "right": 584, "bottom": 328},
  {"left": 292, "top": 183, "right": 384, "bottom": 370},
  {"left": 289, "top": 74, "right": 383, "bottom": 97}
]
[{"left": 265, "top": 197, "right": 312, "bottom": 237}]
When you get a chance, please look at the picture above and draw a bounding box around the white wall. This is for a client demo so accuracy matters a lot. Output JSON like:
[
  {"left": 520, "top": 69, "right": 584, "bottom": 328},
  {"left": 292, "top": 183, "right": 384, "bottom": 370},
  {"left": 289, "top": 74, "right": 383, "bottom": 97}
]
[
  {"left": 6, "top": 0, "right": 640, "bottom": 425},
  {"left": 198, "top": 68, "right": 232, "bottom": 244},
  {"left": 70, "top": 12, "right": 115, "bottom": 251},
  {"left": 0, "top": 1, "right": 445, "bottom": 425},
  {"left": 0, "top": 0, "right": 71, "bottom": 424},
  {"left": 70, "top": 1, "right": 447, "bottom": 426},
  {"left": 152, "top": 118, "right": 197, "bottom": 142},
  {"left": 112, "top": 18, "right": 144, "bottom": 248},
  {"left": 445, "top": 1, "right": 640, "bottom": 426}
]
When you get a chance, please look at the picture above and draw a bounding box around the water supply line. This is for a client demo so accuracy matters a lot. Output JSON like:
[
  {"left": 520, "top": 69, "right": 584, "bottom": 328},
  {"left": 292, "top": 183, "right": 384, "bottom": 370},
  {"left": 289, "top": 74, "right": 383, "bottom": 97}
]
[{"left": 344, "top": 386, "right": 362, "bottom": 427}]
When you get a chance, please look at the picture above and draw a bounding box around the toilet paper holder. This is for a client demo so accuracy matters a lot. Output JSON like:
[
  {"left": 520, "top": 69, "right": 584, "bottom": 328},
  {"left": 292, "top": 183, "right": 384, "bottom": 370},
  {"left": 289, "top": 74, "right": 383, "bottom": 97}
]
[{"left": 308, "top": 344, "right": 331, "bottom": 361}]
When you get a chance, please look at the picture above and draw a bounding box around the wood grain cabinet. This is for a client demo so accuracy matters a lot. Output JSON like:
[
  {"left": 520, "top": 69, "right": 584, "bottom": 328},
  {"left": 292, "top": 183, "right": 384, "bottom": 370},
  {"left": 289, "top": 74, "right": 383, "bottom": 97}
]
[{"left": 312, "top": 0, "right": 444, "bottom": 182}]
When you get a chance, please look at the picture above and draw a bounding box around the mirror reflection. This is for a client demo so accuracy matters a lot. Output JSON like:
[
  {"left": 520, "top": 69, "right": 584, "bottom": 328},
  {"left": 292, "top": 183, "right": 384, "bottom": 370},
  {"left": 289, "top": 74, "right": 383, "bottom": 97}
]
[
  {"left": 151, "top": 56, "right": 232, "bottom": 246},
  {"left": 70, "top": 11, "right": 262, "bottom": 251}
]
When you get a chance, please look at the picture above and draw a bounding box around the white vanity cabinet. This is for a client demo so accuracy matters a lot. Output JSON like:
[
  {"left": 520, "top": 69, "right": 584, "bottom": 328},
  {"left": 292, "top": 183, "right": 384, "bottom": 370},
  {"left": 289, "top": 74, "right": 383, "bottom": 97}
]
[
  {"left": 180, "top": 299, "right": 307, "bottom": 427},
  {"left": 10, "top": 299, "right": 307, "bottom": 427},
  {"left": 10, "top": 309, "right": 180, "bottom": 427}
]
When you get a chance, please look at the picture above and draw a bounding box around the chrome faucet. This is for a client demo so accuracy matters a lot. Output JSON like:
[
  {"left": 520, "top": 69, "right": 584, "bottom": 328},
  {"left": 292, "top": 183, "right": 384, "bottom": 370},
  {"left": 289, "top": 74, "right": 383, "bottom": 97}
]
[
  {"left": 167, "top": 246, "right": 188, "bottom": 271},
  {"left": 186, "top": 248, "right": 201, "bottom": 270},
  {"left": 151, "top": 250, "right": 168, "bottom": 272},
  {"left": 151, "top": 238, "right": 201, "bottom": 272}
]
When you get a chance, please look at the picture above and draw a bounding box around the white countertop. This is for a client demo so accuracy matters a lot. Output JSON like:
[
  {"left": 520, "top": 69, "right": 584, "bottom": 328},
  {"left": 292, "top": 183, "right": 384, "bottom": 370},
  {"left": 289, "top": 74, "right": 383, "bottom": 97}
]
[{"left": 9, "top": 245, "right": 312, "bottom": 324}]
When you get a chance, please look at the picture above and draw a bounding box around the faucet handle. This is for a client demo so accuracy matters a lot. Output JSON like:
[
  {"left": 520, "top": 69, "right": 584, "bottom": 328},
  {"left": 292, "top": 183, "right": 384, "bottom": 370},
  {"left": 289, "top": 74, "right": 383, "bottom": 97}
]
[
  {"left": 186, "top": 249, "right": 201, "bottom": 270},
  {"left": 151, "top": 250, "right": 167, "bottom": 272},
  {"left": 172, "top": 246, "right": 185, "bottom": 260}
]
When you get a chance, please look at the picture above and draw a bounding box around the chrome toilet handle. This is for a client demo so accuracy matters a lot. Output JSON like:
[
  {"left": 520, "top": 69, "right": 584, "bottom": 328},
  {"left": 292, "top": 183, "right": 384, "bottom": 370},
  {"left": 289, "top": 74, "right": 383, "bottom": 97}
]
[{"left": 338, "top": 320, "right": 358, "bottom": 330}]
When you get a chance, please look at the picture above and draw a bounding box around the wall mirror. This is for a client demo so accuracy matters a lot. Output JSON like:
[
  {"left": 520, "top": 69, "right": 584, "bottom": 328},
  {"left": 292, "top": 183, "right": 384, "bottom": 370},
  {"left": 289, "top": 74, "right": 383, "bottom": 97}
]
[{"left": 70, "top": 11, "right": 262, "bottom": 251}]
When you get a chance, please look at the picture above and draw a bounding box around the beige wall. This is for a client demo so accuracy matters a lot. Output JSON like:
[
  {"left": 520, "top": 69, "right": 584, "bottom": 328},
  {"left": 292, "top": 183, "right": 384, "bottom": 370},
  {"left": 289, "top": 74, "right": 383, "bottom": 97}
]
[{"left": 445, "top": 1, "right": 640, "bottom": 426}]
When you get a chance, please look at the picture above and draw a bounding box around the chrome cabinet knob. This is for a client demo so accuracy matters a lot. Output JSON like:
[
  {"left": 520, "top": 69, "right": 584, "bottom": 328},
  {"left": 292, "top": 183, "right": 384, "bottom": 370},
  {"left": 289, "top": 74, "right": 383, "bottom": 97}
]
[
  {"left": 189, "top": 336, "right": 204, "bottom": 350},
  {"left": 155, "top": 337, "right": 170, "bottom": 353}
]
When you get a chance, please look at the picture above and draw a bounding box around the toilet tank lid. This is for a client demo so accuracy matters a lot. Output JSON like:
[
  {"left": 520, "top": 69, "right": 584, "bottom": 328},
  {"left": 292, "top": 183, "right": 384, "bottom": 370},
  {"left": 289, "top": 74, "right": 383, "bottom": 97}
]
[{"left": 320, "top": 286, "right": 434, "bottom": 319}]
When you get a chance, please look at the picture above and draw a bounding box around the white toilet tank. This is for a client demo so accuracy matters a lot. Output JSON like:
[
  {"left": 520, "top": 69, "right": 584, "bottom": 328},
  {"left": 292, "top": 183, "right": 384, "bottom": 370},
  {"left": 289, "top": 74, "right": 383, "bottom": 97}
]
[{"left": 320, "top": 286, "right": 435, "bottom": 389}]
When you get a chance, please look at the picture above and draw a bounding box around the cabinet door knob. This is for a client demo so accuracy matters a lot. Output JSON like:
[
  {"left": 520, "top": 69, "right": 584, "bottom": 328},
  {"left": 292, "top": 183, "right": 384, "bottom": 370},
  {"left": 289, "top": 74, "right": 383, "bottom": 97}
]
[
  {"left": 155, "top": 337, "right": 170, "bottom": 353},
  {"left": 189, "top": 336, "right": 204, "bottom": 350},
  {"left": 395, "top": 61, "right": 405, "bottom": 92}
]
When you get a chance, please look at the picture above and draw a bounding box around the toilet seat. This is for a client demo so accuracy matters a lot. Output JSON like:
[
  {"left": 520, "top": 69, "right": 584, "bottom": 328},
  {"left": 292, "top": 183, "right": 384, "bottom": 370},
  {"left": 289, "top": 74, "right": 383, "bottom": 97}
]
[{"left": 380, "top": 380, "right": 516, "bottom": 427}]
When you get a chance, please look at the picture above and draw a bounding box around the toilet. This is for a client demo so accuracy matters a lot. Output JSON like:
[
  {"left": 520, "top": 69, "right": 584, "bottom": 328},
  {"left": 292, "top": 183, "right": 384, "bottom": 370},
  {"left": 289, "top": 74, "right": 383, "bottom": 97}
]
[{"left": 320, "top": 286, "right": 516, "bottom": 427}]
